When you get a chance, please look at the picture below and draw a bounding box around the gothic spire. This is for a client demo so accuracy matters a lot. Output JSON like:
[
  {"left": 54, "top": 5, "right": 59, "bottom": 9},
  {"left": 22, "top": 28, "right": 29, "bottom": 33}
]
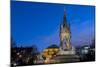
[{"left": 62, "top": 7, "right": 69, "bottom": 29}]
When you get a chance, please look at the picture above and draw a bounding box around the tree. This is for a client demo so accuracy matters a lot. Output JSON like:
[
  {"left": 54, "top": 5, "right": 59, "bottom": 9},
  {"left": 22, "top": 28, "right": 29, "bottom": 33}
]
[{"left": 11, "top": 36, "right": 16, "bottom": 48}]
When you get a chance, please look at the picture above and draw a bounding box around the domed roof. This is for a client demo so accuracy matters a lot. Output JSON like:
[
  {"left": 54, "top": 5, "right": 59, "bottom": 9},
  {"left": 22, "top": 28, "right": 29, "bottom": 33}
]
[{"left": 47, "top": 44, "right": 59, "bottom": 49}]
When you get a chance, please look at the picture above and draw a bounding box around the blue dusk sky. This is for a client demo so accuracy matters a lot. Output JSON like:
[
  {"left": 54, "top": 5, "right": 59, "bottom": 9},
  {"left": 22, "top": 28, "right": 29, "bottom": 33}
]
[{"left": 11, "top": 1, "right": 95, "bottom": 51}]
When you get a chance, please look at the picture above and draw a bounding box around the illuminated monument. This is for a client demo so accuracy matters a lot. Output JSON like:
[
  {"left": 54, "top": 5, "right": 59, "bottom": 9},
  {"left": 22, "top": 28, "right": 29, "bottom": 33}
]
[
  {"left": 60, "top": 8, "right": 71, "bottom": 50},
  {"left": 41, "top": 8, "right": 80, "bottom": 64},
  {"left": 58, "top": 8, "right": 75, "bottom": 55},
  {"left": 51, "top": 8, "right": 80, "bottom": 63}
]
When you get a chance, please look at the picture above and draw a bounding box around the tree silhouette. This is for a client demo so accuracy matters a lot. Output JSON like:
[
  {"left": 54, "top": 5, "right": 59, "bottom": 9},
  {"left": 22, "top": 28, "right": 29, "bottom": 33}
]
[{"left": 11, "top": 36, "right": 16, "bottom": 48}]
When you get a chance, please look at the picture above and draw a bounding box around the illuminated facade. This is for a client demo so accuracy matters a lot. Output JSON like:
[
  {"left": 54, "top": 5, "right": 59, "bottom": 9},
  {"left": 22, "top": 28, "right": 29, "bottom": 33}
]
[{"left": 42, "top": 45, "right": 59, "bottom": 63}]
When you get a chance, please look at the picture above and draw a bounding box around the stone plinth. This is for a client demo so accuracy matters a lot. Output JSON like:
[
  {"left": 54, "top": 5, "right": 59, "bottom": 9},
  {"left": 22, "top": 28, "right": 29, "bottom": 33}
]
[{"left": 47, "top": 47, "right": 80, "bottom": 64}]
